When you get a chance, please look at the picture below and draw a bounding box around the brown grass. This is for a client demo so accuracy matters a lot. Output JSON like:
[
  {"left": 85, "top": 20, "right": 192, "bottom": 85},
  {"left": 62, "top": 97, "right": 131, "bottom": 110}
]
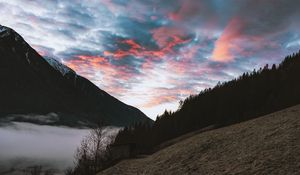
[{"left": 98, "top": 105, "right": 300, "bottom": 175}]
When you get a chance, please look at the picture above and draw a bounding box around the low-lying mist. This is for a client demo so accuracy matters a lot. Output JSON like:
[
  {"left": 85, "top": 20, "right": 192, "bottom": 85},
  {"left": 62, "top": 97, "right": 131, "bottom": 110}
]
[{"left": 0, "top": 121, "right": 120, "bottom": 175}]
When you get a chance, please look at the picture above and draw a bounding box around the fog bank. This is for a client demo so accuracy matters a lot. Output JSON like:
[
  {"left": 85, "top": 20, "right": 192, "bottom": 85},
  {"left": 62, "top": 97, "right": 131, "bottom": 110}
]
[{"left": 0, "top": 122, "right": 119, "bottom": 174}]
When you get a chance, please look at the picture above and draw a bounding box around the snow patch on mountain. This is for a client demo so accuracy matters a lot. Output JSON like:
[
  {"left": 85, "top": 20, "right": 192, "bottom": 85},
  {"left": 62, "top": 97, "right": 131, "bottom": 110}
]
[
  {"left": 0, "top": 25, "right": 74, "bottom": 76},
  {"left": 0, "top": 26, "right": 7, "bottom": 33},
  {"left": 44, "top": 57, "right": 75, "bottom": 76},
  {"left": 0, "top": 25, "right": 26, "bottom": 45},
  {"left": 0, "top": 25, "right": 10, "bottom": 37}
]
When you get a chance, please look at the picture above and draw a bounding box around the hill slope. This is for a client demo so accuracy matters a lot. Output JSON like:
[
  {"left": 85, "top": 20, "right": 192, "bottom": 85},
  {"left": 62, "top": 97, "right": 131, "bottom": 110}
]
[
  {"left": 98, "top": 105, "right": 300, "bottom": 175},
  {"left": 0, "top": 25, "right": 152, "bottom": 126}
]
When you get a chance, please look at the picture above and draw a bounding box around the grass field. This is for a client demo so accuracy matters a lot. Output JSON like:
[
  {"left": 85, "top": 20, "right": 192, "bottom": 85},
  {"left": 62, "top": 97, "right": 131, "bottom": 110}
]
[{"left": 98, "top": 105, "right": 300, "bottom": 175}]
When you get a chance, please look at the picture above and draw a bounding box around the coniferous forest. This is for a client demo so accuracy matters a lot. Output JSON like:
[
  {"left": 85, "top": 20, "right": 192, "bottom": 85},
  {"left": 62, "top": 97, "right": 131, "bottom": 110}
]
[{"left": 112, "top": 51, "right": 300, "bottom": 155}]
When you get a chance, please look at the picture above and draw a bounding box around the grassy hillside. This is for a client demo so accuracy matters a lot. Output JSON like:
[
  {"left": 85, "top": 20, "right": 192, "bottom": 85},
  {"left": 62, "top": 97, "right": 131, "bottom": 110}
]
[{"left": 98, "top": 104, "right": 300, "bottom": 175}]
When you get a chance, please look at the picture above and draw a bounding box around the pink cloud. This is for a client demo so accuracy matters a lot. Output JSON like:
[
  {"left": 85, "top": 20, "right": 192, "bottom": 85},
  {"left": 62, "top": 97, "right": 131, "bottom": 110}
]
[
  {"left": 212, "top": 18, "right": 244, "bottom": 62},
  {"left": 104, "top": 33, "right": 190, "bottom": 61},
  {"left": 65, "top": 55, "right": 138, "bottom": 95},
  {"left": 151, "top": 26, "right": 187, "bottom": 48},
  {"left": 142, "top": 87, "right": 195, "bottom": 108},
  {"left": 104, "top": 39, "right": 145, "bottom": 59},
  {"left": 166, "top": 44, "right": 200, "bottom": 75},
  {"left": 211, "top": 15, "right": 284, "bottom": 63}
]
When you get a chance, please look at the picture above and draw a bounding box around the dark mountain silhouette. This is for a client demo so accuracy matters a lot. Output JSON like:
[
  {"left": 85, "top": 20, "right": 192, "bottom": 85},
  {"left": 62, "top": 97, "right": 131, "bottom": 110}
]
[
  {"left": 112, "top": 50, "right": 300, "bottom": 155},
  {"left": 0, "top": 25, "right": 152, "bottom": 126}
]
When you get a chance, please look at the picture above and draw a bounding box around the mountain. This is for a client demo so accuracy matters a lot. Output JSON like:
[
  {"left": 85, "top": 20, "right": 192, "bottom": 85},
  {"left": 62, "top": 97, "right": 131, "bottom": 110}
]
[
  {"left": 0, "top": 25, "right": 152, "bottom": 126},
  {"left": 98, "top": 104, "right": 300, "bottom": 175}
]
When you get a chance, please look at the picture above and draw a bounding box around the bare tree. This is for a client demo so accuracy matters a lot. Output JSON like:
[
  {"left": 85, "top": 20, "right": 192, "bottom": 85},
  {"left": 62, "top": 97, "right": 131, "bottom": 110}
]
[{"left": 71, "top": 123, "right": 114, "bottom": 175}]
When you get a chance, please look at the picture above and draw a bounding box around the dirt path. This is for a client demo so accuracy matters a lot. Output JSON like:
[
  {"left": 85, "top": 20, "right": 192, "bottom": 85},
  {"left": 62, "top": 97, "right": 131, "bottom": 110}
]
[{"left": 98, "top": 105, "right": 300, "bottom": 175}]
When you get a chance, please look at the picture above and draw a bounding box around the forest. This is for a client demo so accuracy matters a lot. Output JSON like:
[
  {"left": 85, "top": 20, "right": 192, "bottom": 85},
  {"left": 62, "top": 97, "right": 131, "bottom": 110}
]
[{"left": 113, "top": 50, "right": 300, "bottom": 155}]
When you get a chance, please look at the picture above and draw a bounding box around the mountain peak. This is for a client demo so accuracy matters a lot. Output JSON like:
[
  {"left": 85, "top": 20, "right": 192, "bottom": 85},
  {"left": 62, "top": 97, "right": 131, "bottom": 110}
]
[
  {"left": 0, "top": 25, "right": 152, "bottom": 126},
  {"left": 0, "top": 25, "right": 12, "bottom": 37},
  {"left": 0, "top": 24, "right": 8, "bottom": 31},
  {"left": 44, "top": 57, "right": 75, "bottom": 76},
  {"left": 0, "top": 24, "right": 27, "bottom": 46},
  {"left": 0, "top": 25, "right": 18, "bottom": 38},
  {"left": 0, "top": 25, "right": 74, "bottom": 76}
]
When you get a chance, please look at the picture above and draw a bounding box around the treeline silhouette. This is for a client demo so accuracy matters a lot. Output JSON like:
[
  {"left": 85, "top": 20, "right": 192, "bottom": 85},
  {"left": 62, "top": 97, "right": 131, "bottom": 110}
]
[{"left": 112, "top": 50, "right": 300, "bottom": 155}]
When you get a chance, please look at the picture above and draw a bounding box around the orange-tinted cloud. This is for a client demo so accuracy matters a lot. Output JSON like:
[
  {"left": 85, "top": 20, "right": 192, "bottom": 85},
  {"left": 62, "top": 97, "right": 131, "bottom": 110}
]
[
  {"left": 104, "top": 39, "right": 145, "bottom": 59},
  {"left": 212, "top": 18, "right": 244, "bottom": 62},
  {"left": 151, "top": 27, "right": 187, "bottom": 48},
  {"left": 143, "top": 95, "right": 177, "bottom": 108},
  {"left": 142, "top": 87, "right": 194, "bottom": 108},
  {"left": 167, "top": 44, "right": 200, "bottom": 75},
  {"left": 104, "top": 33, "right": 190, "bottom": 61},
  {"left": 65, "top": 55, "right": 138, "bottom": 95}
]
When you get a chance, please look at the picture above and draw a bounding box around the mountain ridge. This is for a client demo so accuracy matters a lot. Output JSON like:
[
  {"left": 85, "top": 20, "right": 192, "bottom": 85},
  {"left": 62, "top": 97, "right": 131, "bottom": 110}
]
[{"left": 0, "top": 25, "right": 152, "bottom": 127}]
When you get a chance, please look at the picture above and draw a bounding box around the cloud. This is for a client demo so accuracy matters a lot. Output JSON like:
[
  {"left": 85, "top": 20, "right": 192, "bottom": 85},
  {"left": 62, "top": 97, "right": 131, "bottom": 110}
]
[
  {"left": 151, "top": 26, "right": 188, "bottom": 48},
  {"left": 211, "top": 0, "right": 300, "bottom": 62},
  {"left": 0, "top": 0, "right": 299, "bottom": 119},
  {"left": 142, "top": 87, "right": 194, "bottom": 108},
  {"left": 212, "top": 18, "right": 243, "bottom": 62}
]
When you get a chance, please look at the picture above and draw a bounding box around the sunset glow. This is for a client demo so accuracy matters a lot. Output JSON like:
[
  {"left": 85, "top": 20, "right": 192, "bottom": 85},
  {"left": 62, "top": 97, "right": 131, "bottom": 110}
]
[{"left": 1, "top": 0, "right": 300, "bottom": 119}]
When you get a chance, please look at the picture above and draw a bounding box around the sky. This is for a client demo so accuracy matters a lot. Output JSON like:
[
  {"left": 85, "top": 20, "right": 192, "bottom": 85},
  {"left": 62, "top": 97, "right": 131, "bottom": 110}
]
[{"left": 0, "top": 0, "right": 300, "bottom": 119}]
